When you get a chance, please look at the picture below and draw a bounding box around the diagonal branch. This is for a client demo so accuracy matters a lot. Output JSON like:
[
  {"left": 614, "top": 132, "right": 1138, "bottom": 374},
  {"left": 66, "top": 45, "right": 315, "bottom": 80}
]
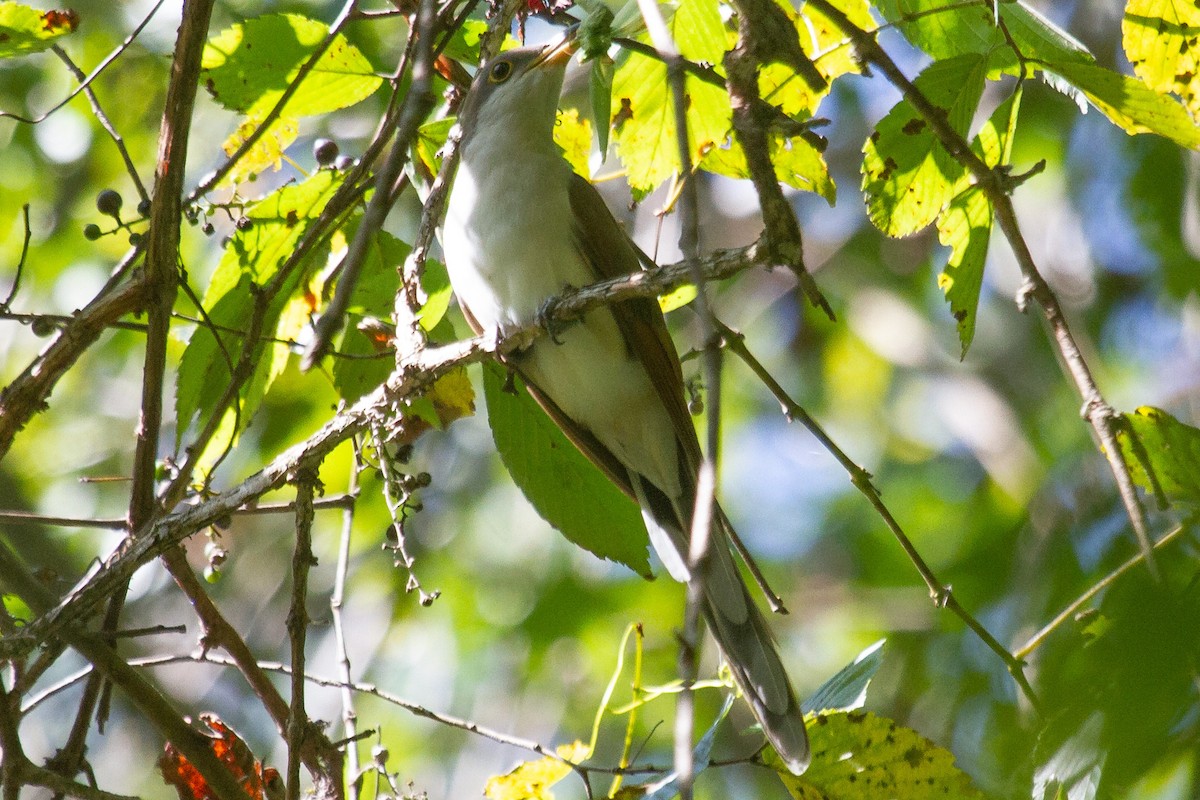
[
  {"left": 0, "top": 245, "right": 766, "bottom": 662},
  {"left": 804, "top": 0, "right": 1161, "bottom": 579}
]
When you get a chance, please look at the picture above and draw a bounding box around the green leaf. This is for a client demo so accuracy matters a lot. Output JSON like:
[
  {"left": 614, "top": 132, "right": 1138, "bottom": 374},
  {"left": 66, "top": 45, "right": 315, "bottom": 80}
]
[
  {"left": 642, "top": 695, "right": 733, "bottom": 799},
  {"left": 1041, "top": 60, "right": 1200, "bottom": 150},
  {"left": 1115, "top": 406, "right": 1200, "bottom": 506},
  {"left": 771, "top": 711, "right": 987, "bottom": 800},
  {"left": 611, "top": 0, "right": 730, "bottom": 197},
  {"left": 331, "top": 229, "right": 408, "bottom": 404},
  {"left": 875, "top": 0, "right": 1091, "bottom": 77},
  {"left": 438, "top": 18, "right": 488, "bottom": 64},
  {"left": 0, "top": 3, "right": 76, "bottom": 58},
  {"left": 201, "top": 14, "right": 382, "bottom": 116},
  {"left": 589, "top": 57, "right": 614, "bottom": 158},
  {"left": 802, "top": 639, "right": 885, "bottom": 714},
  {"left": 758, "top": 0, "right": 876, "bottom": 118},
  {"left": 413, "top": 117, "right": 455, "bottom": 178},
  {"left": 177, "top": 171, "right": 343, "bottom": 443},
  {"left": 933, "top": 91, "right": 1018, "bottom": 357},
  {"left": 861, "top": 54, "right": 987, "bottom": 238},
  {"left": 1123, "top": 0, "right": 1200, "bottom": 120},
  {"left": 700, "top": 132, "right": 836, "bottom": 204},
  {"left": 936, "top": 188, "right": 991, "bottom": 358},
  {"left": 482, "top": 361, "right": 651, "bottom": 577}
]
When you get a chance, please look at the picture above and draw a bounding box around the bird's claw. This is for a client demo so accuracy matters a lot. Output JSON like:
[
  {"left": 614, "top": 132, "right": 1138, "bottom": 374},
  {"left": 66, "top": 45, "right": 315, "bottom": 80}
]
[{"left": 537, "top": 291, "right": 573, "bottom": 344}]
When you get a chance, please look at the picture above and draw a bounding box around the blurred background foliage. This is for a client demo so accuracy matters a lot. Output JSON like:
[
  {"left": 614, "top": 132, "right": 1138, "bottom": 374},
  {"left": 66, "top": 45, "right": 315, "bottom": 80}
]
[{"left": 0, "top": 1, "right": 1198, "bottom": 799}]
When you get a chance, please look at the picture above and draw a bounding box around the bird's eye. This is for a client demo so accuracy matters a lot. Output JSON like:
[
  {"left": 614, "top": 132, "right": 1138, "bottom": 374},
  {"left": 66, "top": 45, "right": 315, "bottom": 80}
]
[{"left": 488, "top": 60, "right": 513, "bottom": 83}]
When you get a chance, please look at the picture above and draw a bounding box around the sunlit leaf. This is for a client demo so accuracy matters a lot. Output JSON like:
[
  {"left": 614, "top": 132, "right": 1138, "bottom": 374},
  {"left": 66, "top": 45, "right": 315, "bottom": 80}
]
[
  {"left": 176, "top": 171, "right": 342, "bottom": 442},
  {"left": 201, "top": 14, "right": 382, "bottom": 117},
  {"left": 1123, "top": 0, "right": 1200, "bottom": 120},
  {"left": 1041, "top": 60, "right": 1200, "bottom": 149},
  {"left": 861, "top": 54, "right": 987, "bottom": 237},
  {"left": 221, "top": 113, "right": 300, "bottom": 183},
  {"left": 802, "top": 639, "right": 886, "bottom": 714},
  {"left": 874, "top": 0, "right": 1092, "bottom": 77},
  {"left": 769, "top": 711, "right": 987, "bottom": 800},
  {"left": 482, "top": 362, "right": 651, "bottom": 577},
  {"left": 484, "top": 741, "right": 589, "bottom": 800},
  {"left": 0, "top": 3, "right": 77, "bottom": 58},
  {"left": 555, "top": 107, "right": 593, "bottom": 179},
  {"left": 658, "top": 283, "right": 696, "bottom": 313},
  {"left": 611, "top": 0, "right": 730, "bottom": 197},
  {"left": 936, "top": 188, "right": 990, "bottom": 358},
  {"left": 413, "top": 117, "right": 455, "bottom": 179},
  {"left": 1115, "top": 406, "right": 1200, "bottom": 505}
]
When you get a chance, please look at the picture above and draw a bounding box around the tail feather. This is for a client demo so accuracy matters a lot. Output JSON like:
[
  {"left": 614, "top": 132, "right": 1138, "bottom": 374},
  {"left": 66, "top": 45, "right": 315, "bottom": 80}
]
[
  {"left": 629, "top": 472, "right": 810, "bottom": 774},
  {"left": 702, "top": 523, "right": 810, "bottom": 775}
]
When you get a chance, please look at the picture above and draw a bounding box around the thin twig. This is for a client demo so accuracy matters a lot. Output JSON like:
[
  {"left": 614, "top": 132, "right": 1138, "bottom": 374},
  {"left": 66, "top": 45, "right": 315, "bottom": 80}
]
[
  {"left": 803, "top": 0, "right": 1161, "bottom": 580},
  {"left": 287, "top": 472, "right": 318, "bottom": 800},
  {"left": 1014, "top": 521, "right": 1192, "bottom": 661},
  {"left": 1, "top": 205, "right": 31, "bottom": 311},
  {"left": 331, "top": 461, "right": 362, "bottom": 800},
  {"left": 0, "top": 0, "right": 168, "bottom": 125},
  {"left": 2, "top": 245, "right": 769, "bottom": 662},
  {"left": 720, "top": 323, "right": 1041, "bottom": 711},
  {"left": 305, "top": 0, "right": 442, "bottom": 368},
  {"left": 629, "top": 1, "right": 712, "bottom": 794},
  {"left": 52, "top": 46, "right": 148, "bottom": 202},
  {"left": 186, "top": 0, "right": 363, "bottom": 203},
  {"left": 0, "top": 539, "right": 249, "bottom": 800}
]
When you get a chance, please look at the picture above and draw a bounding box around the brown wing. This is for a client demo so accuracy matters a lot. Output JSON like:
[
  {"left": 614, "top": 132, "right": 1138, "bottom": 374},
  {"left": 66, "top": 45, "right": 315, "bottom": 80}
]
[{"left": 565, "top": 173, "right": 704, "bottom": 473}]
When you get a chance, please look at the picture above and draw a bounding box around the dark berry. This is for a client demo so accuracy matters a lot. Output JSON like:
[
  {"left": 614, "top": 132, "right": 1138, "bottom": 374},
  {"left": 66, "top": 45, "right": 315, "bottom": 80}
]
[
  {"left": 128, "top": 232, "right": 143, "bottom": 245},
  {"left": 137, "top": 198, "right": 152, "bottom": 217},
  {"left": 30, "top": 317, "right": 55, "bottom": 337},
  {"left": 83, "top": 223, "right": 102, "bottom": 240},
  {"left": 202, "top": 222, "right": 215, "bottom": 235},
  {"left": 96, "top": 189, "right": 123, "bottom": 218},
  {"left": 235, "top": 216, "right": 252, "bottom": 231},
  {"left": 334, "top": 154, "right": 355, "bottom": 171},
  {"left": 313, "top": 138, "right": 339, "bottom": 166}
]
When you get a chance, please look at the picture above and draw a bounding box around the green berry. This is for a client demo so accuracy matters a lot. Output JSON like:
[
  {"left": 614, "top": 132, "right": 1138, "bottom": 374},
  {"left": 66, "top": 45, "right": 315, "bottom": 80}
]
[
  {"left": 96, "top": 189, "right": 123, "bottom": 218},
  {"left": 128, "top": 232, "right": 142, "bottom": 246},
  {"left": 83, "top": 223, "right": 102, "bottom": 240}
]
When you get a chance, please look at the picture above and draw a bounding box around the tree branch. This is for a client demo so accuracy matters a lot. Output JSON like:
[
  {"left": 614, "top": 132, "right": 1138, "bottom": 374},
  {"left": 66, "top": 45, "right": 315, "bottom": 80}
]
[{"left": 804, "top": 0, "right": 1161, "bottom": 579}]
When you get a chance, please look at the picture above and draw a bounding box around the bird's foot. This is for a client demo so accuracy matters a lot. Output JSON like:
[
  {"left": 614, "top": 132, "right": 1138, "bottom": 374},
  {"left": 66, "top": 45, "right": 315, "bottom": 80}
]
[{"left": 536, "top": 288, "right": 577, "bottom": 345}]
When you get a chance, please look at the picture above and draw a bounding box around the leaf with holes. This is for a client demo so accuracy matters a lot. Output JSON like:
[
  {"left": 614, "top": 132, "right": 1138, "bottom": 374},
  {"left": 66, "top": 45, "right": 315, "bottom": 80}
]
[
  {"left": 0, "top": 3, "right": 77, "bottom": 58},
  {"left": 769, "top": 711, "right": 986, "bottom": 800},
  {"left": 862, "top": 54, "right": 987, "bottom": 238},
  {"left": 1116, "top": 406, "right": 1200, "bottom": 506}
]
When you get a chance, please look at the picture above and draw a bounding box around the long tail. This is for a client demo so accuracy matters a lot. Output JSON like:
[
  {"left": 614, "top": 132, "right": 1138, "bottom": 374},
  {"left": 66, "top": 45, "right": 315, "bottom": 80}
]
[
  {"left": 631, "top": 475, "right": 810, "bottom": 774},
  {"left": 701, "top": 516, "right": 810, "bottom": 774}
]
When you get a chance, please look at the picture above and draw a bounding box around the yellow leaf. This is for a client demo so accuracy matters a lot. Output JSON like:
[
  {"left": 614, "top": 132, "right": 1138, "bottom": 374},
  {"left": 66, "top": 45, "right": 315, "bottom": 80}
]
[
  {"left": 427, "top": 367, "right": 475, "bottom": 428},
  {"left": 1123, "top": 0, "right": 1200, "bottom": 120},
  {"left": 768, "top": 711, "right": 986, "bottom": 800},
  {"left": 555, "top": 108, "right": 593, "bottom": 179},
  {"left": 222, "top": 110, "right": 300, "bottom": 182},
  {"left": 484, "top": 741, "right": 589, "bottom": 800},
  {"left": 658, "top": 283, "right": 697, "bottom": 313}
]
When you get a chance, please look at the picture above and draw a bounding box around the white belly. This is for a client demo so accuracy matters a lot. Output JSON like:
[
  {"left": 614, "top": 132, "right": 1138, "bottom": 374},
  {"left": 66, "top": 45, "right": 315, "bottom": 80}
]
[{"left": 442, "top": 153, "right": 682, "bottom": 497}]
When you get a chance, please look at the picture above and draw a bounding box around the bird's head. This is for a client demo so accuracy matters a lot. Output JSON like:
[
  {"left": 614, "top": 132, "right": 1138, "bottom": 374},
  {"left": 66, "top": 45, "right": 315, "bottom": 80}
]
[{"left": 456, "top": 35, "right": 577, "bottom": 154}]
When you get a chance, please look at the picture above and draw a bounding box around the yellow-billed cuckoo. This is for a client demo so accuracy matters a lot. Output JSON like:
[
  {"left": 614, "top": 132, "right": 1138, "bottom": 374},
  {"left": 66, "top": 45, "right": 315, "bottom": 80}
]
[{"left": 441, "top": 36, "right": 810, "bottom": 773}]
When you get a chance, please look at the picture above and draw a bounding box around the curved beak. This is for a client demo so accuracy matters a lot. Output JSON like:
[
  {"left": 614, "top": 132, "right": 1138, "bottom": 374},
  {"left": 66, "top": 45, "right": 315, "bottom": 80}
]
[{"left": 529, "top": 26, "right": 578, "bottom": 70}]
